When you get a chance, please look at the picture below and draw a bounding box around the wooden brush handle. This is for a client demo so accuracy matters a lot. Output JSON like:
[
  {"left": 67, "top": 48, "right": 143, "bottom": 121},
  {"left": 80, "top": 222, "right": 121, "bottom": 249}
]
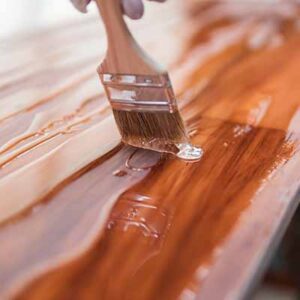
[
  {"left": 95, "top": 0, "right": 128, "bottom": 49},
  {"left": 95, "top": 0, "right": 165, "bottom": 75}
]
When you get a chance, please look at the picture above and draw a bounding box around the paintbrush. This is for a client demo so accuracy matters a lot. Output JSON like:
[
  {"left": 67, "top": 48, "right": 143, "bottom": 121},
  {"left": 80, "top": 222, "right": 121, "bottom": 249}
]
[{"left": 95, "top": 0, "right": 190, "bottom": 155}]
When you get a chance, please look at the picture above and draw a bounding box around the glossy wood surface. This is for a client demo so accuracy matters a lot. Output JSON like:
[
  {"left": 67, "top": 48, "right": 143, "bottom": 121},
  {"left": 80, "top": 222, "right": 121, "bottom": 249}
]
[{"left": 1, "top": 1, "right": 300, "bottom": 299}]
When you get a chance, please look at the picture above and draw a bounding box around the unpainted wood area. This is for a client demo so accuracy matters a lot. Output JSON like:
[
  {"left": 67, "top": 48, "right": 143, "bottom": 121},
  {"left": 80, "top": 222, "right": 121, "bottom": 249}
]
[{"left": 1, "top": 1, "right": 300, "bottom": 300}]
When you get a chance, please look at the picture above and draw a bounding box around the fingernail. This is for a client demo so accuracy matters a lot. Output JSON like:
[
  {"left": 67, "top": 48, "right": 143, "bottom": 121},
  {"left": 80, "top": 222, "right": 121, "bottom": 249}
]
[
  {"left": 122, "top": 0, "right": 144, "bottom": 19},
  {"left": 71, "top": 0, "right": 91, "bottom": 13}
]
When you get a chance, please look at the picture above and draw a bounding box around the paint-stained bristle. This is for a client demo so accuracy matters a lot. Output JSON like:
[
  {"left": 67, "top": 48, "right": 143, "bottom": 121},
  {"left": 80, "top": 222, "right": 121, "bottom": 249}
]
[{"left": 113, "top": 109, "right": 188, "bottom": 147}]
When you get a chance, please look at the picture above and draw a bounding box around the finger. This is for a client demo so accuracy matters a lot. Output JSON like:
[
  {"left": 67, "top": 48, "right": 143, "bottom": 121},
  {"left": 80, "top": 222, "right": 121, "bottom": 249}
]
[
  {"left": 147, "top": 0, "right": 167, "bottom": 2},
  {"left": 122, "top": 0, "right": 144, "bottom": 19},
  {"left": 71, "top": 0, "right": 91, "bottom": 13}
]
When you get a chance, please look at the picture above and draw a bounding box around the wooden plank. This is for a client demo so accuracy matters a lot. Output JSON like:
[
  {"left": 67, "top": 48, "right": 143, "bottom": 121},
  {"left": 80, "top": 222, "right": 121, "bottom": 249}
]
[{"left": 1, "top": 1, "right": 300, "bottom": 299}]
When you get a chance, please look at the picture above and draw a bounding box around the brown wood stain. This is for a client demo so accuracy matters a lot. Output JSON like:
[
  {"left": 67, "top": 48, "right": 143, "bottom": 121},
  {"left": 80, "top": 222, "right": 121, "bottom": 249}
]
[{"left": 1, "top": 1, "right": 300, "bottom": 300}]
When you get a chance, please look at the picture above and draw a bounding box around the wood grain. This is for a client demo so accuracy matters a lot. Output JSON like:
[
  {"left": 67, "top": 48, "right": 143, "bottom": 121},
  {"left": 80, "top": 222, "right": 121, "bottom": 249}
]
[{"left": 1, "top": 1, "right": 300, "bottom": 299}]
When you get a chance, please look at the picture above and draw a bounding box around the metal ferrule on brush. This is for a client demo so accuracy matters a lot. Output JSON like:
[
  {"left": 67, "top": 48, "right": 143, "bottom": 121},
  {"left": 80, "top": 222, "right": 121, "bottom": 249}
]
[{"left": 99, "top": 73, "right": 178, "bottom": 113}]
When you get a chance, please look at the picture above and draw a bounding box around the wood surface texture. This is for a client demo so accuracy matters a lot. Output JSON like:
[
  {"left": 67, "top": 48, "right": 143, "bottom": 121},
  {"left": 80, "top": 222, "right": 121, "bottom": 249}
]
[{"left": 1, "top": 1, "right": 300, "bottom": 299}]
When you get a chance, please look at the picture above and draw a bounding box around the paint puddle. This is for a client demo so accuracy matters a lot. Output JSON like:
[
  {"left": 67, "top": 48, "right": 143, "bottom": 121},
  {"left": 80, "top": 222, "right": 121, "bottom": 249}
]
[
  {"left": 175, "top": 143, "right": 203, "bottom": 161},
  {"left": 125, "top": 149, "right": 162, "bottom": 172},
  {"left": 107, "top": 192, "right": 172, "bottom": 240}
]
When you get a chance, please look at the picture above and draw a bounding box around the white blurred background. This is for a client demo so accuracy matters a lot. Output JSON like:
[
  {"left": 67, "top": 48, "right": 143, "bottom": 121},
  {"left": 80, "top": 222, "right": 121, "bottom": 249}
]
[{"left": 0, "top": 0, "right": 97, "bottom": 39}]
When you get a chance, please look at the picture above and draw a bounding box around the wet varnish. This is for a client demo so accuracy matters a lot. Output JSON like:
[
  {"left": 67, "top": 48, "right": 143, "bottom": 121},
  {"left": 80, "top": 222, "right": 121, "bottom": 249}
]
[{"left": 1, "top": 1, "right": 300, "bottom": 300}]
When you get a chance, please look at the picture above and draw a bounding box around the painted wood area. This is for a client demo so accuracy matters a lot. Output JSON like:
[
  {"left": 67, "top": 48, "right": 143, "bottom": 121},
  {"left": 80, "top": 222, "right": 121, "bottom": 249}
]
[{"left": 1, "top": 1, "right": 300, "bottom": 299}]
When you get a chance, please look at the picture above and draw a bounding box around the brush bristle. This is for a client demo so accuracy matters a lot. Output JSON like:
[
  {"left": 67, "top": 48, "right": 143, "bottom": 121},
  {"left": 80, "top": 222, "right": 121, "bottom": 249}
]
[{"left": 113, "top": 109, "right": 188, "bottom": 147}]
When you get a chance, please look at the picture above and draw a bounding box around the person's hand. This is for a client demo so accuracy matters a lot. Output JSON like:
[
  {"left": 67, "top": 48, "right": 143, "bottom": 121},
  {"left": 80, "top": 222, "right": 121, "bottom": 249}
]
[{"left": 71, "top": 0, "right": 167, "bottom": 19}]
